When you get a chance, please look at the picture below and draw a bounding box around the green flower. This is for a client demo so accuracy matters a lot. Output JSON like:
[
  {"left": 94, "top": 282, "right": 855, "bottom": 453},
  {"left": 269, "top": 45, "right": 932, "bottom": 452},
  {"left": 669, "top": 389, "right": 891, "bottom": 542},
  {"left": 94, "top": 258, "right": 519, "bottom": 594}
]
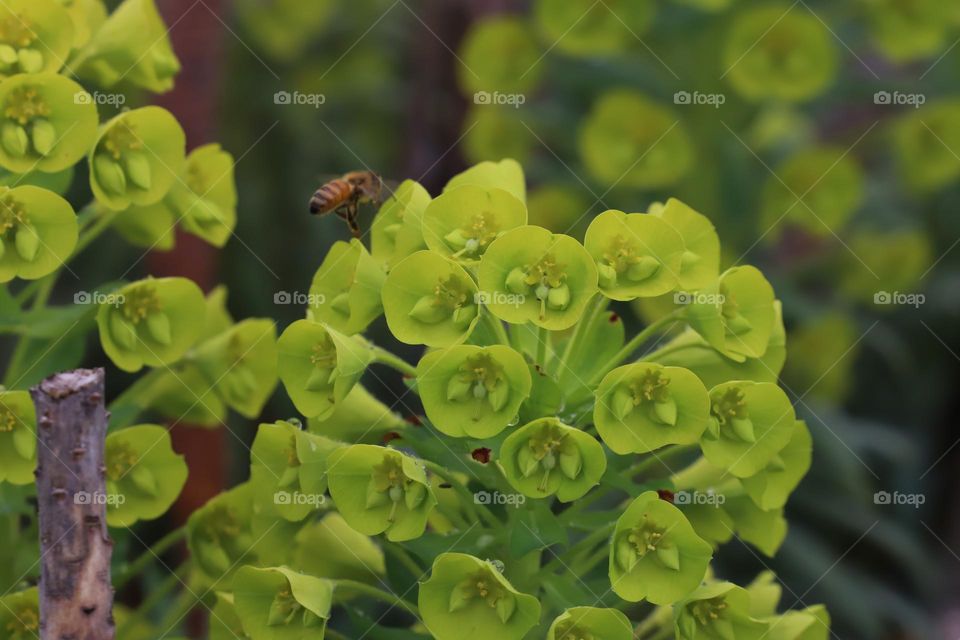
[
  {"left": 579, "top": 90, "right": 693, "bottom": 189},
  {"left": 0, "top": 587, "right": 38, "bottom": 640},
  {"left": 59, "top": 0, "right": 108, "bottom": 49},
  {"left": 443, "top": 158, "right": 526, "bottom": 203},
  {"left": 0, "top": 0, "right": 73, "bottom": 78},
  {"left": 702, "top": 381, "right": 796, "bottom": 478},
  {"left": 533, "top": 0, "right": 655, "bottom": 56},
  {"left": 674, "top": 582, "right": 769, "bottom": 640},
  {"left": 478, "top": 225, "right": 598, "bottom": 330},
  {"left": 277, "top": 319, "right": 373, "bottom": 420},
  {"left": 866, "top": 0, "right": 948, "bottom": 62},
  {"left": 0, "top": 390, "right": 36, "bottom": 484},
  {"left": 547, "top": 607, "right": 633, "bottom": 640},
  {"left": 741, "top": 420, "right": 812, "bottom": 510},
  {"left": 419, "top": 553, "right": 541, "bottom": 640},
  {"left": 499, "top": 417, "right": 606, "bottom": 502},
  {"left": 527, "top": 184, "right": 591, "bottom": 236},
  {"left": 686, "top": 266, "right": 776, "bottom": 361},
  {"left": 370, "top": 178, "right": 431, "bottom": 267},
  {"left": 760, "top": 146, "right": 864, "bottom": 238},
  {"left": 381, "top": 250, "right": 480, "bottom": 347},
  {"left": 188, "top": 483, "right": 258, "bottom": 583},
  {"left": 594, "top": 363, "right": 710, "bottom": 455},
  {"left": 458, "top": 17, "right": 542, "bottom": 96},
  {"left": 0, "top": 74, "right": 99, "bottom": 174},
  {"left": 104, "top": 424, "right": 188, "bottom": 527},
  {"left": 839, "top": 229, "right": 931, "bottom": 303},
  {"left": 584, "top": 209, "right": 684, "bottom": 300},
  {"left": 209, "top": 593, "right": 246, "bottom": 640},
  {"left": 764, "top": 605, "right": 830, "bottom": 640},
  {"left": 250, "top": 420, "right": 340, "bottom": 522},
  {"left": 307, "top": 384, "right": 407, "bottom": 444},
  {"left": 417, "top": 344, "right": 531, "bottom": 439},
  {"left": 71, "top": 0, "right": 180, "bottom": 93},
  {"left": 307, "top": 238, "right": 385, "bottom": 335},
  {"left": 892, "top": 99, "right": 960, "bottom": 192},
  {"left": 325, "top": 444, "right": 436, "bottom": 542},
  {"left": 96, "top": 276, "right": 205, "bottom": 372},
  {"left": 723, "top": 5, "right": 838, "bottom": 102},
  {"left": 192, "top": 318, "right": 279, "bottom": 419},
  {"left": 233, "top": 566, "right": 332, "bottom": 638},
  {"left": 463, "top": 106, "right": 534, "bottom": 166},
  {"left": 292, "top": 512, "right": 386, "bottom": 582},
  {"left": 649, "top": 198, "right": 721, "bottom": 292},
  {"left": 89, "top": 106, "right": 186, "bottom": 210},
  {"left": 609, "top": 491, "right": 713, "bottom": 604},
  {"left": 423, "top": 184, "right": 527, "bottom": 264},
  {"left": 723, "top": 495, "right": 788, "bottom": 556},
  {"left": 0, "top": 185, "right": 77, "bottom": 282},
  {"left": 784, "top": 313, "right": 858, "bottom": 403}
]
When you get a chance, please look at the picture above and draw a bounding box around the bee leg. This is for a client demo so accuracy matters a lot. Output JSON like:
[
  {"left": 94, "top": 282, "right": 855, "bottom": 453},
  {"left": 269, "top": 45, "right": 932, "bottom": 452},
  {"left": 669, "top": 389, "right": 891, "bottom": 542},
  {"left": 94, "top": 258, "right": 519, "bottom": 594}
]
[{"left": 345, "top": 203, "right": 361, "bottom": 238}]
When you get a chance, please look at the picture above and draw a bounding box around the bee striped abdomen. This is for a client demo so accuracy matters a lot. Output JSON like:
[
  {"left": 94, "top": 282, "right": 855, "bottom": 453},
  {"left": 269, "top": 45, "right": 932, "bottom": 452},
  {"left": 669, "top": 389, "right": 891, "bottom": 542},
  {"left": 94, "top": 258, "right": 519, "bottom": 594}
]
[{"left": 310, "top": 179, "right": 354, "bottom": 214}]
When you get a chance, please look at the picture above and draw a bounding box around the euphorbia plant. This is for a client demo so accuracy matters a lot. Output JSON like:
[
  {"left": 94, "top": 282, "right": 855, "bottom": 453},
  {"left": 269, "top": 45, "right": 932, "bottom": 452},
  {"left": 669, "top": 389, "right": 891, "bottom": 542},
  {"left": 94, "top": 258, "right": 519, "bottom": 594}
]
[{"left": 0, "top": 3, "right": 828, "bottom": 637}]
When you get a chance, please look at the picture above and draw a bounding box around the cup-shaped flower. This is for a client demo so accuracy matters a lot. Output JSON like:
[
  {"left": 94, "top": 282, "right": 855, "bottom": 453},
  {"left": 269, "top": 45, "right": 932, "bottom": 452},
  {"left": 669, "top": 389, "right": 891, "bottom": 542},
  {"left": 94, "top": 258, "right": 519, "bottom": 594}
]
[
  {"left": 61, "top": 0, "right": 108, "bottom": 50},
  {"left": 381, "top": 250, "right": 480, "bottom": 347},
  {"left": 609, "top": 491, "right": 712, "bottom": 605},
  {"left": 307, "top": 238, "right": 385, "bottom": 335},
  {"left": 0, "top": 185, "right": 77, "bottom": 283},
  {"left": 419, "top": 553, "right": 541, "bottom": 640},
  {"left": 723, "top": 5, "right": 838, "bottom": 102},
  {"left": 370, "top": 179, "right": 430, "bottom": 267},
  {"left": 0, "top": 390, "right": 36, "bottom": 484},
  {"left": 478, "top": 225, "right": 598, "bottom": 330},
  {"left": 89, "top": 106, "right": 186, "bottom": 210},
  {"left": 417, "top": 344, "right": 531, "bottom": 439},
  {"left": 0, "top": 588, "right": 38, "bottom": 640},
  {"left": 325, "top": 444, "right": 437, "bottom": 542},
  {"left": 579, "top": 90, "right": 693, "bottom": 189},
  {"left": 499, "top": 417, "right": 606, "bottom": 502},
  {"left": 292, "top": 513, "right": 386, "bottom": 582},
  {"left": 701, "top": 381, "right": 796, "bottom": 477},
  {"left": 192, "top": 319, "right": 279, "bottom": 419},
  {"left": 547, "top": 607, "right": 633, "bottom": 640},
  {"left": 724, "top": 495, "right": 788, "bottom": 557},
  {"left": 422, "top": 184, "right": 527, "bottom": 264},
  {"left": 233, "top": 566, "right": 332, "bottom": 638},
  {"left": 71, "top": 0, "right": 180, "bottom": 93},
  {"left": 584, "top": 210, "right": 684, "bottom": 300},
  {"left": 533, "top": 0, "right": 654, "bottom": 56},
  {"left": 0, "top": 1, "right": 73, "bottom": 78},
  {"left": 650, "top": 198, "right": 720, "bottom": 291},
  {"left": 103, "top": 424, "right": 188, "bottom": 527},
  {"left": 463, "top": 105, "right": 533, "bottom": 165},
  {"left": 764, "top": 605, "right": 830, "bottom": 640},
  {"left": 458, "top": 17, "right": 542, "bottom": 96},
  {"left": 674, "top": 582, "right": 769, "bottom": 640},
  {"left": 687, "top": 266, "right": 776, "bottom": 361},
  {"left": 740, "top": 420, "right": 812, "bottom": 510},
  {"left": 307, "top": 384, "right": 407, "bottom": 444},
  {"left": 188, "top": 483, "right": 258, "bottom": 583},
  {"left": 277, "top": 319, "right": 373, "bottom": 420},
  {"left": 96, "top": 276, "right": 205, "bottom": 372},
  {"left": 0, "top": 74, "right": 98, "bottom": 174},
  {"left": 893, "top": 99, "right": 960, "bottom": 193},
  {"left": 594, "top": 363, "right": 710, "bottom": 454},
  {"left": 250, "top": 420, "right": 341, "bottom": 522},
  {"left": 443, "top": 158, "right": 526, "bottom": 203}
]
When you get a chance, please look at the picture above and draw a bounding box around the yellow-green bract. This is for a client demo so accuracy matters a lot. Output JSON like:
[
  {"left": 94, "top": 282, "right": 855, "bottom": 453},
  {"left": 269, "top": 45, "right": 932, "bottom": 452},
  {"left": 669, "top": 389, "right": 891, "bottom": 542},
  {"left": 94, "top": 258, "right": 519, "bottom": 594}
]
[
  {"left": 0, "top": 390, "right": 36, "bottom": 485},
  {"left": 0, "top": 185, "right": 77, "bottom": 282}
]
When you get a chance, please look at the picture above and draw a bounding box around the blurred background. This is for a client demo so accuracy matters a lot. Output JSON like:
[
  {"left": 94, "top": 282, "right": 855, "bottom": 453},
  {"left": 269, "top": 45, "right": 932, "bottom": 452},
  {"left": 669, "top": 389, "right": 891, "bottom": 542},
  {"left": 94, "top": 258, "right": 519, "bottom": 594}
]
[{"left": 11, "top": 0, "right": 960, "bottom": 638}]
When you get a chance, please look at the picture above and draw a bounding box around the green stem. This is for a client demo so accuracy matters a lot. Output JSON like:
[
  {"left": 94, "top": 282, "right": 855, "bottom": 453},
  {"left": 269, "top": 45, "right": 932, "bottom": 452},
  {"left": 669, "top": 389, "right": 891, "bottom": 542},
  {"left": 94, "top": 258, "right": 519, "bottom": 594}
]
[
  {"left": 624, "top": 444, "right": 698, "bottom": 479},
  {"left": 481, "top": 308, "right": 511, "bottom": 347},
  {"left": 116, "top": 560, "right": 191, "bottom": 637},
  {"left": 557, "top": 294, "right": 607, "bottom": 382},
  {"left": 107, "top": 368, "right": 168, "bottom": 429},
  {"left": 370, "top": 346, "right": 417, "bottom": 377},
  {"left": 544, "top": 522, "right": 613, "bottom": 573},
  {"left": 584, "top": 310, "right": 685, "bottom": 389},
  {"left": 114, "top": 526, "right": 187, "bottom": 590},
  {"left": 571, "top": 544, "right": 610, "bottom": 577},
  {"left": 383, "top": 543, "right": 425, "bottom": 578},
  {"left": 325, "top": 630, "right": 351, "bottom": 640},
  {"left": 334, "top": 580, "right": 420, "bottom": 618},
  {"left": 73, "top": 206, "right": 121, "bottom": 256},
  {"left": 560, "top": 485, "right": 614, "bottom": 523},
  {"left": 536, "top": 326, "right": 549, "bottom": 368},
  {"left": 3, "top": 274, "right": 56, "bottom": 386},
  {"left": 422, "top": 460, "right": 500, "bottom": 528}
]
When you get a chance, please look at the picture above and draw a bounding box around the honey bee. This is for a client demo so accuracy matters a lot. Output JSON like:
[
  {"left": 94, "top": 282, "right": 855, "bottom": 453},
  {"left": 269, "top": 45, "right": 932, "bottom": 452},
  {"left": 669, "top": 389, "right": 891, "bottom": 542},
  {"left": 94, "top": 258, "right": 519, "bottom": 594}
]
[{"left": 309, "top": 170, "right": 384, "bottom": 238}]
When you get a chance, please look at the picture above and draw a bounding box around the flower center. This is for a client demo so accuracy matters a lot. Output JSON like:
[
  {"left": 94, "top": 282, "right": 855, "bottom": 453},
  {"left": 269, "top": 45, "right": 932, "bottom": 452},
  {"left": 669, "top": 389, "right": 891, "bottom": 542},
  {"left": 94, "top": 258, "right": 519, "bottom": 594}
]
[
  {"left": 556, "top": 621, "right": 596, "bottom": 640},
  {"left": 446, "top": 353, "right": 510, "bottom": 413},
  {"left": 597, "top": 234, "right": 661, "bottom": 287},
  {"left": 709, "top": 387, "right": 756, "bottom": 443},
  {"left": 105, "top": 442, "right": 139, "bottom": 481},
  {"left": 409, "top": 274, "right": 476, "bottom": 326},
  {"left": 0, "top": 192, "right": 27, "bottom": 234},
  {"left": 120, "top": 285, "right": 161, "bottom": 325},
  {"left": 616, "top": 517, "right": 681, "bottom": 572},
  {"left": 5, "top": 605, "right": 38, "bottom": 639},
  {"left": 369, "top": 454, "right": 427, "bottom": 522},
  {"left": 309, "top": 334, "right": 337, "bottom": 370},
  {"left": 611, "top": 368, "right": 677, "bottom": 425},
  {"left": 505, "top": 252, "right": 571, "bottom": 319},
  {"left": 3, "top": 86, "right": 49, "bottom": 126},
  {"left": 517, "top": 423, "right": 582, "bottom": 491},
  {"left": 445, "top": 212, "right": 499, "bottom": 259},
  {"left": 690, "top": 596, "right": 729, "bottom": 627},
  {"left": 0, "top": 408, "right": 17, "bottom": 432},
  {"left": 448, "top": 568, "right": 516, "bottom": 622},
  {"left": 101, "top": 120, "right": 144, "bottom": 160}
]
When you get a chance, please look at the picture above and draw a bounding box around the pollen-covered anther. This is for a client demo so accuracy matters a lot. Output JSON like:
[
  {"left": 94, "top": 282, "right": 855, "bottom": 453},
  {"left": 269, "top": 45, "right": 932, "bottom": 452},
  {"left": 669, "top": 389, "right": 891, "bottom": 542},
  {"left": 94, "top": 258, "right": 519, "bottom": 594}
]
[
  {"left": 599, "top": 234, "right": 661, "bottom": 287},
  {"left": 445, "top": 211, "right": 499, "bottom": 259},
  {"left": 0, "top": 15, "right": 42, "bottom": 73},
  {"left": 0, "top": 194, "right": 38, "bottom": 261},
  {"left": 710, "top": 387, "right": 755, "bottom": 443},
  {"left": 409, "top": 274, "right": 475, "bottom": 326},
  {"left": 94, "top": 121, "right": 152, "bottom": 195},
  {"left": 1, "top": 86, "right": 54, "bottom": 159},
  {"left": 612, "top": 369, "right": 677, "bottom": 425}
]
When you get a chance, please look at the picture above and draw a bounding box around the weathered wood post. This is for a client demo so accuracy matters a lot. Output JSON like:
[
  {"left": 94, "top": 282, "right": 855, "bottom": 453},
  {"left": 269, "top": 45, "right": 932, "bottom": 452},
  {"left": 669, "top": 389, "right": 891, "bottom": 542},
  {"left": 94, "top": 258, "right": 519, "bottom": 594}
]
[{"left": 31, "top": 368, "right": 115, "bottom": 640}]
